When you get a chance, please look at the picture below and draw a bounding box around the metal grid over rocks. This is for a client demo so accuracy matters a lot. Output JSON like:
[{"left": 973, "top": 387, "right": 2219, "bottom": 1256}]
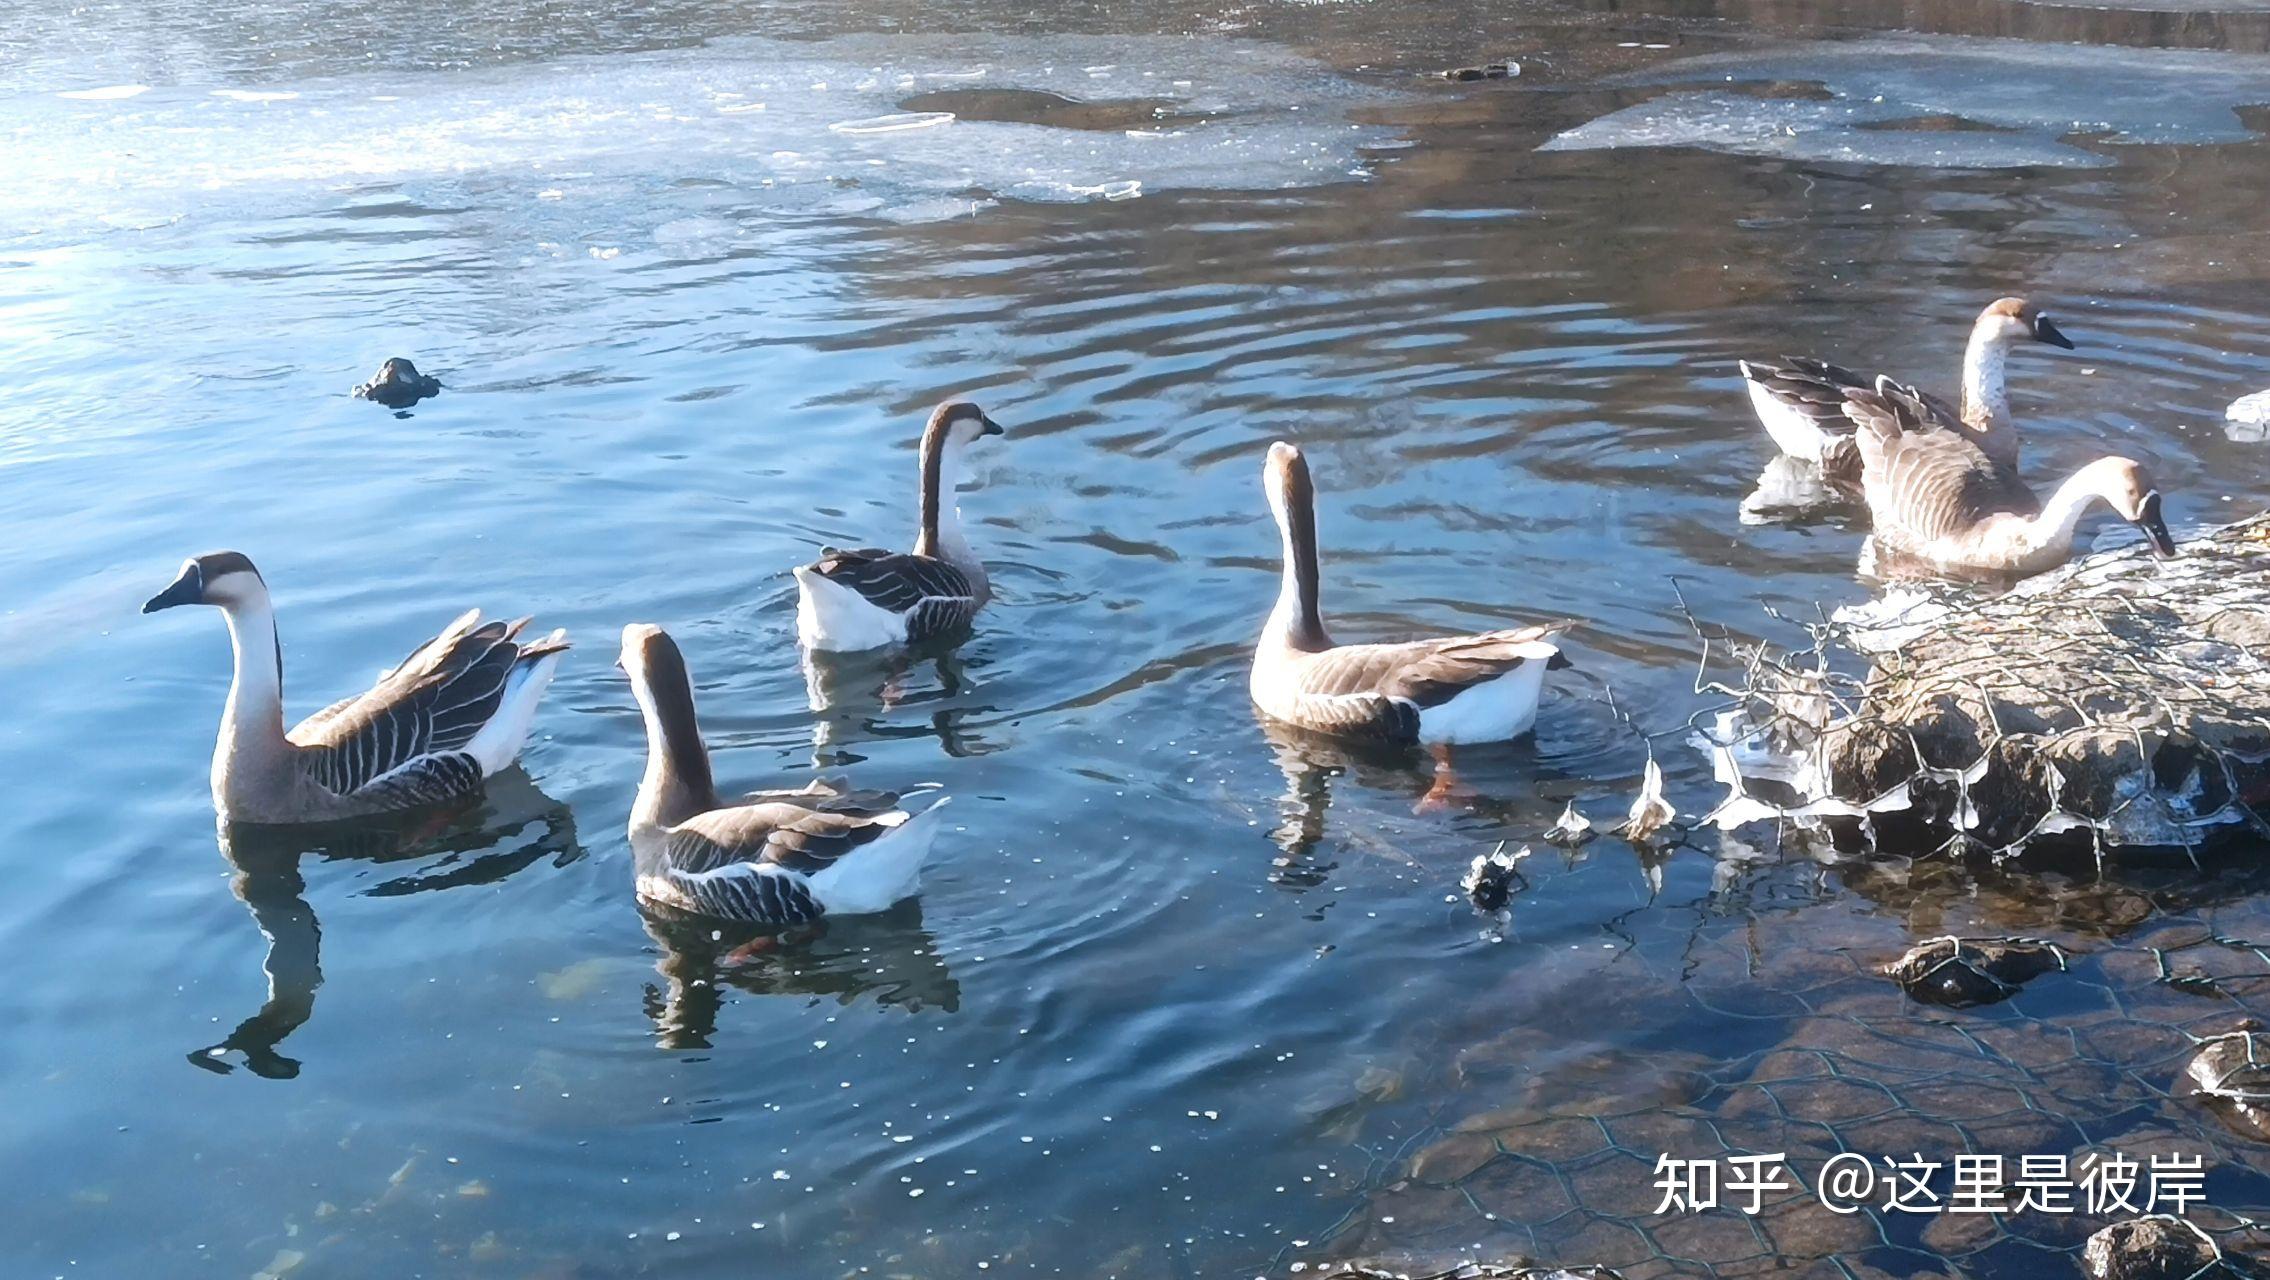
[{"left": 1697, "top": 515, "right": 2270, "bottom": 857}]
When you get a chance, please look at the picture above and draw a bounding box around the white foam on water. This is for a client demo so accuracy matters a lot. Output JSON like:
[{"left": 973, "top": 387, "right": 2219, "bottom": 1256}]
[{"left": 1544, "top": 35, "right": 2270, "bottom": 168}]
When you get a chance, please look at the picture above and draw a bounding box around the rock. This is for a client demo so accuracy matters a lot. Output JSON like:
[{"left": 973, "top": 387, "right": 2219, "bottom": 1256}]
[
  {"left": 1441, "top": 62, "right": 1519, "bottom": 82},
  {"left": 1883, "top": 936, "right": 2067, "bottom": 1007},
  {"left": 2186, "top": 1019, "right": 2270, "bottom": 1140},
  {"left": 2080, "top": 1215, "right": 2251, "bottom": 1280},
  {"left": 352, "top": 357, "right": 443, "bottom": 409}
]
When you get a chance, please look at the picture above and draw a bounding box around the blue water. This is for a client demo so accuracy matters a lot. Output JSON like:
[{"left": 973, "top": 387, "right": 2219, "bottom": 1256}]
[{"left": 9, "top": 2, "right": 2270, "bottom": 1276}]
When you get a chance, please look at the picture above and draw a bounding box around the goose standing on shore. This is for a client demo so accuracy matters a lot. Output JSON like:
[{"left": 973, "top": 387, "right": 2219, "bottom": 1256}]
[
  {"left": 142, "top": 552, "right": 568, "bottom": 824},
  {"left": 1739, "top": 297, "right": 2074, "bottom": 472},
  {"left": 794, "top": 401, "right": 1005, "bottom": 652},
  {"left": 1845, "top": 379, "right": 2175, "bottom": 577},
  {"left": 1249, "top": 442, "right": 1572, "bottom": 753},
  {"left": 620, "top": 624, "right": 948, "bottom": 924}
]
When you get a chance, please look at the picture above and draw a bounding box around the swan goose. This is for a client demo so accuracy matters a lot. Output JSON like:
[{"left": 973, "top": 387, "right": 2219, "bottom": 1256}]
[
  {"left": 1845, "top": 378, "right": 2175, "bottom": 577},
  {"left": 142, "top": 552, "right": 567, "bottom": 824},
  {"left": 620, "top": 624, "right": 947, "bottom": 924},
  {"left": 1248, "top": 441, "right": 1572, "bottom": 746},
  {"left": 1740, "top": 297, "right": 2074, "bottom": 472},
  {"left": 794, "top": 401, "right": 1004, "bottom": 652}
]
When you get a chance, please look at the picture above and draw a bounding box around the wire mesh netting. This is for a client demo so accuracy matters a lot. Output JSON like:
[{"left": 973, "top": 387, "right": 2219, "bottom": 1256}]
[{"left": 1692, "top": 516, "right": 2270, "bottom": 859}]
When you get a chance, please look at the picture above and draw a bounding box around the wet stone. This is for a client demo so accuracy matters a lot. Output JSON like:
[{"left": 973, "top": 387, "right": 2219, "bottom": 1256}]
[
  {"left": 2081, "top": 1215, "right": 2260, "bottom": 1280},
  {"left": 2186, "top": 1021, "right": 2270, "bottom": 1141},
  {"left": 1884, "top": 936, "right": 2067, "bottom": 1007}
]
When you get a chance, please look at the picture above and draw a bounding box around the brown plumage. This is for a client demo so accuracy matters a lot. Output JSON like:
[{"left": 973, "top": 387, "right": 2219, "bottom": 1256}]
[{"left": 1248, "top": 441, "right": 1573, "bottom": 745}]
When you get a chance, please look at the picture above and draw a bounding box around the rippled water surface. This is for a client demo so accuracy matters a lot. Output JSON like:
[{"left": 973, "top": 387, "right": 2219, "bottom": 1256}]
[{"left": 10, "top": 1, "right": 2270, "bottom": 1276}]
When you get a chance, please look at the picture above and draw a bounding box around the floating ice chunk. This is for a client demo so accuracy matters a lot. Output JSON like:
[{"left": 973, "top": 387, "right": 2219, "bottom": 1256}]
[
  {"left": 1621, "top": 757, "right": 1676, "bottom": 842},
  {"left": 212, "top": 89, "right": 299, "bottom": 102},
  {"left": 828, "top": 111, "right": 955, "bottom": 134},
  {"left": 2228, "top": 390, "right": 2270, "bottom": 442},
  {"left": 1831, "top": 588, "right": 1951, "bottom": 652},
  {"left": 58, "top": 84, "right": 150, "bottom": 100},
  {"left": 1545, "top": 35, "right": 2270, "bottom": 168}
]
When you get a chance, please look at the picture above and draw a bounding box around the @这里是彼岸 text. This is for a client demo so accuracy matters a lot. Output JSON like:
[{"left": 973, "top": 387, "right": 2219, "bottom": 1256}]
[{"left": 1649, "top": 1151, "right": 2207, "bottom": 1216}]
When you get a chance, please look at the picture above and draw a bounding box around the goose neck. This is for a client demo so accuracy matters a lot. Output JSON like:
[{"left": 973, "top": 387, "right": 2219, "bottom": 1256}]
[
  {"left": 215, "top": 598, "right": 290, "bottom": 786},
  {"left": 631, "top": 669, "right": 719, "bottom": 833},
  {"left": 1961, "top": 321, "right": 2011, "bottom": 429},
  {"left": 1267, "top": 482, "right": 1330, "bottom": 653}
]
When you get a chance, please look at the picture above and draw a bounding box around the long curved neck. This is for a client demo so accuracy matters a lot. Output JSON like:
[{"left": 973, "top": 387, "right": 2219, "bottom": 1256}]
[
  {"left": 631, "top": 668, "right": 719, "bottom": 833},
  {"left": 2016, "top": 464, "right": 2120, "bottom": 558},
  {"left": 1961, "top": 320, "right": 2010, "bottom": 429},
  {"left": 914, "top": 431, "right": 977, "bottom": 567},
  {"left": 1268, "top": 487, "right": 1330, "bottom": 652},
  {"left": 215, "top": 596, "right": 290, "bottom": 791}
]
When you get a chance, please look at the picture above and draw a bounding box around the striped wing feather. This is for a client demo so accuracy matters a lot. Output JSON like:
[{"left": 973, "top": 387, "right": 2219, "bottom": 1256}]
[
  {"left": 1847, "top": 380, "right": 2036, "bottom": 549},
  {"left": 1743, "top": 357, "right": 1869, "bottom": 429},
  {"left": 285, "top": 611, "right": 547, "bottom": 797},
  {"left": 648, "top": 790, "right": 908, "bottom": 924},
  {"left": 1290, "top": 626, "right": 1568, "bottom": 741}
]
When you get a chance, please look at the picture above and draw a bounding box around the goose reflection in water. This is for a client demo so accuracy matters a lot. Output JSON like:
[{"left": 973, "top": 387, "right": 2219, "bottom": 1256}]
[
  {"left": 801, "top": 639, "right": 991, "bottom": 762},
  {"left": 193, "top": 770, "right": 580, "bottom": 1079},
  {"left": 638, "top": 899, "right": 959, "bottom": 1051},
  {"left": 1258, "top": 718, "right": 1566, "bottom": 892}
]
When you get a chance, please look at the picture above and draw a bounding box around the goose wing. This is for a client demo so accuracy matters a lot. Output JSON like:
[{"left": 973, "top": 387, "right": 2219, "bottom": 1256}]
[
  {"left": 805, "top": 547, "right": 980, "bottom": 639},
  {"left": 1288, "top": 626, "right": 1570, "bottom": 741},
  {"left": 646, "top": 794, "right": 909, "bottom": 923},
  {"left": 1740, "top": 357, "right": 1869, "bottom": 432},
  {"left": 286, "top": 611, "right": 567, "bottom": 798},
  {"left": 1846, "top": 379, "right": 2036, "bottom": 547}
]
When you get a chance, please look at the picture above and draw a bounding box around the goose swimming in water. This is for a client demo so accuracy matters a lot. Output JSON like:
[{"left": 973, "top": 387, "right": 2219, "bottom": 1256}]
[
  {"left": 142, "top": 552, "right": 568, "bottom": 824},
  {"left": 1248, "top": 441, "right": 1572, "bottom": 746},
  {"left": 1739, "top": 297, "right": 2074, "bottom": 472},
  {"left": 793, "top": 401, "right": 1005, "bottom": 652},
  {"left": 620, "top": 624, "right": 948, "bottom": 924},
  {"left": 1845, "top": 378, "right": 2176, "bottom": 578}
]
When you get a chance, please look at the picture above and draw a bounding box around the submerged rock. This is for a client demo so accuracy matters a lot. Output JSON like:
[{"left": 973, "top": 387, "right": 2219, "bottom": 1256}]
[
  {"left": 1884, "top": 935, "right": 2066, "bottom": 1007},
  {"left": 1322, "top": 1263, "right": 1624, "bottom": 1280},
  {"left": 352, "top": 357, "right": 443, "bottom": 408},
  {"left": 2080, "top": 1216, "right": 2257, "bottom": 1280}
]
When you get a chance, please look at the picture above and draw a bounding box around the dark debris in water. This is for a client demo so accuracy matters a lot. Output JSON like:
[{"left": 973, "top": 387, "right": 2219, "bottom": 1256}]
[
  {"left": 1884, "top": 935, "right": 2069, "bottom": 1008},
  {"left": 351, "top": 356, "right": 443, "bottom": 410},
  {"left": 1440, "top": 63, "right": 1519, "bottom": 82}
]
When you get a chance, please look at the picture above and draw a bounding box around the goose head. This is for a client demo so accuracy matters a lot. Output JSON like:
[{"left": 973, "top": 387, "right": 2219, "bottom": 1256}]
[
  {"left": 617, "top": 622, "right": 682, "bottom": 681},
  {"left": 1262, "top": 440, "right": 1313, "bottom": 524},
  {"left": 143, "top": 551, "right": 267, "bottom": 614},
  {"left": 926, "top": 400, "right": 1006, "bottom": 449},
  {"left": 1979, "top": 296, "right": 2074, "bottom": 351},
  {"left": 2078, "top": 457, "right": 2177, "bottom": 559}
]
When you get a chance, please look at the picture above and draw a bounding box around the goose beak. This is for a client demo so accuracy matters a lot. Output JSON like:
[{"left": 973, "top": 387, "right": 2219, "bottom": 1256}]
[
  {"left": 2034, "top": 315, "right": 2075, "bottom": 350},
  {"left": 143, "top": 562, "right": 204, "bottom": 613},
  {"left": 980, "top": 415, "right": 1005, "bottom": 437},
  {"left": 2136, "top": 492, "right": 2177, "bottom": 559}
]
